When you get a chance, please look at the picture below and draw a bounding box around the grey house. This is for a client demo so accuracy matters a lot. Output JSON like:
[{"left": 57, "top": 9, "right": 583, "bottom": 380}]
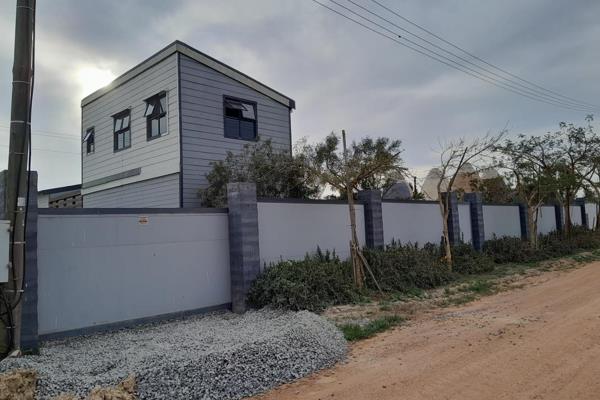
[{"left": 81, "top": 41, "right": 295, "bottom": 208}]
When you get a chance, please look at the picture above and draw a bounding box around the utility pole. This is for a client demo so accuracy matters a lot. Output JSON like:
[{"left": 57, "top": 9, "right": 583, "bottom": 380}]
[{"left": 6, "top": 0, "right": 35, "bottom": 353}]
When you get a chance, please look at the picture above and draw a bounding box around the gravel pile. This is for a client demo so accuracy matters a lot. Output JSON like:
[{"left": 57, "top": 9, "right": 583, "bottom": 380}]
[{"left": 0, "top": 309, "right": 347, "bottom": 399}]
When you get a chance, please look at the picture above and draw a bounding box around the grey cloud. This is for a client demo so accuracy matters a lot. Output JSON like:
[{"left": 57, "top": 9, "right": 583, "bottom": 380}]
[{"left": 0, "top": 0, "right": 598, "bottom": 189}]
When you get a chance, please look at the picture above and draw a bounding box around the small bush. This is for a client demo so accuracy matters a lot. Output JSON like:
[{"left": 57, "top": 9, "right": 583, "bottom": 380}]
[
  {"left": 452, "top": 243, "right": 495, "bottom": 274},
  {"left": 483, "top": 236, "right": 540, "bottom": 263},
  {"left": 363, "top": 242, "right": 453, "bottom": 292},
  {"left": 339, "top": 315, "right": 404, "bottom": 341},
  {"left": 247, "top": 250, "right": 360, "bottom": 312}
]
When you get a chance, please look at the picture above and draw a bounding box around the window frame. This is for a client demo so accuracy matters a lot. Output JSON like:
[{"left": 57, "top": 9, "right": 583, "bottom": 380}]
[
  {"left": 83, "top": 127, "right": 95, "bottom": 155},
  {"left": 222, "top": 95, "right": 258, "bottom": 141},
  {"left": 112, "top": 109, "right": 132, "bottom": 153},
  {"left": 144, "top": 91, "right": 168, "bottom": 141}
]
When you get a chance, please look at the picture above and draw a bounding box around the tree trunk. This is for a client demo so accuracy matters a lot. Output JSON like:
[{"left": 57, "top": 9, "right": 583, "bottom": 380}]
[
  {"left": 527, "top": 205, "right": 539, "bottom": 249},
  {"left": 438, "top": 194, "right": 453, "bottom": 267},
  {"left": 564, "top": 198, "right": 572, "bottom": 236},
  {"left": 347, "top": 188, "right": 364, "bottom": 288}
]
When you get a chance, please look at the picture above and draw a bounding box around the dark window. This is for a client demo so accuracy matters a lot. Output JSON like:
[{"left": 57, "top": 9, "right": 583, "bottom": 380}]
[
  {"left": 83, "top": 127, "right": 95, "bottom": 154},
  {"left": 113, "top": 109, "right": 131, "bottom": 152},
  {"left": 144, "top": 92, "right": 167, "bottom": 140},
  {"left": 223, "top": 97, "right": 257, "bottom": 140}
]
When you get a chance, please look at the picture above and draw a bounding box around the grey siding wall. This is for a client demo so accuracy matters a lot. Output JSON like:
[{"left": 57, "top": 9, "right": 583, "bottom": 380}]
[
  {"left": 81, "top": 53, "right": 180, "bottom": 200},
  {"left": 84, "top": 174, "right": 180, "bottom": 208},
  {"left": 37, "top": 211, "right": 230, "bottom": 336},
  {"left": 179, "top": 54, "right": 292, "bottom": 207}
]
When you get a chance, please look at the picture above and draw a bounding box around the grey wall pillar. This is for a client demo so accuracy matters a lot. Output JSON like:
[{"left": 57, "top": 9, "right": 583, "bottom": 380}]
[
  {"left": 554, "top": 203, "right": 564, "bottom": 232},
  {"left": 464, "top": 192, "right": 484, "bottom": 251},
  {"left": 358, "top": 190, "right": 384, "bottom": 248},
  {"left": 518, "top": 203, "right": 530, "bottom": 240},
  {"left": 21, "top": 172, "right": 38, "bottom": 352},
  {"left": 575, "top": 198, "right": 588, "bottom": 229},
  {"left": 227, "top": 182, "right": 260, "bottom": 314},
  {"left": 442, "top": 192, "right": 461, "bottom": 245}
]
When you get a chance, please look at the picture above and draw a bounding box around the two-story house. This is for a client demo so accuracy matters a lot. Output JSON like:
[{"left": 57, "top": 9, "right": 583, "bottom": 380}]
[{"left": 81, "top": 40, "right": 295, "bottom": 208}]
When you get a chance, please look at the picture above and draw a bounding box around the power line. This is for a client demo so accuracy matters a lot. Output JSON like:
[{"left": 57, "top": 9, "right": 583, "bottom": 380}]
[
  {"left": 310, "top": 0, "right": 597, "bottom": 112},
  {"left": 0, "top": 143, "right": 79, "bottom": 155},
  {"left": 369, "top": 0, "right": 600, "bottom": 110},
  {"left": 344, "top": 0, "right": 597, "bottom": 111},
  {"left": 320, "top": 0, "right": 596, "bottom": 112},
  {"left": 0, "top": 125, "right": 79, "bottom": 140}
]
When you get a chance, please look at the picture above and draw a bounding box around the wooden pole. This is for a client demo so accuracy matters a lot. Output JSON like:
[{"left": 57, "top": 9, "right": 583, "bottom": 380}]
[{"left": 6, "top": 0, "right": 35, "bottom": 352}]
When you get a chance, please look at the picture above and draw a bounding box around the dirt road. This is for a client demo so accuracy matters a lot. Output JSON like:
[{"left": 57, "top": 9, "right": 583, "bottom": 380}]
[{"left": 253, "top": 262, "right": 600, "bottom": 400}]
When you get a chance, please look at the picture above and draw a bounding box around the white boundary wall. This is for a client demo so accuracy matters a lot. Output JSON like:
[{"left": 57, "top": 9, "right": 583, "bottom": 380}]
[
  {"left": 37, "top": 212, "right": 231, "bottom": 336},
  {"left": 537, "top": 206, "right": 556, "bottom": 235},
  {"left": 585, "top": 203, "right": 597, "bottom": 229},
  {"left": 482, "top": 205, "right": 521, "bottom": 239},
  {"left": 382, "top": 202, "right": 442, "bottom": 246},
  {"left": 569, "top": 206, "right": 582, "bottom": 226},
  {"left": 257, "top": 201, "right": 365, "bottom": 266},
  {"left": 457, "top": 203, "right": 473, "bottom": 244}
]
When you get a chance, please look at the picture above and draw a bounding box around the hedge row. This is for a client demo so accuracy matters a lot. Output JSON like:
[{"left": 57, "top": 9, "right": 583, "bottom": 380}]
[{"left": 247, "top": 228, "right": 600, "bottom": 312}]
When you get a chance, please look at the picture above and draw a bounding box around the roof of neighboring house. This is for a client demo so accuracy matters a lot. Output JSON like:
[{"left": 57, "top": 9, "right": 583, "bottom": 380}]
[
  {"left": 81, "top": 40, "right": 296, "bottom": 109},
  {"left": 38, "top": 184, "right": 82, "bottom": 195}
]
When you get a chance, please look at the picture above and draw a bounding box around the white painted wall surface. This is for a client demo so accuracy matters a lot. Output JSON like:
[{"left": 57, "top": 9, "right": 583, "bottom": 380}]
[
  {"left": 37, "top": 212, "right": 230, "bottom": 335},
  {"left": 382, "top": 202, "right": 443, "bottom": 246},
  {"left": 482, "top": 205, "right": 521, "bottom": 240},
  {"left": 257, "top": 202, "right": 365, "bottom": 266},
  {"left": 585, "top": 203, "right": 597, "bottom": 229},
  {"left": 569, "top": 206, "right": 582, "bottom": 226},
  {"left": 537, "top": 206, "right": 556, "bottom": 235},
  {"left": 458, "top": 203, "right": 472, "bottom": 244}
]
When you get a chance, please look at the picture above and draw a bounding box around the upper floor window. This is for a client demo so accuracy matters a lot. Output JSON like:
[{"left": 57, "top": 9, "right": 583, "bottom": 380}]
[
  {"left": 144, "top": 92, "right": 167, "bottom": 140},
  {"left": 83, "top": 127, "right": 95, "bottom": 154},
  {"left": 113, "top": 109, "right": 131, "bottom": 152},
  {"left": 223, "top": 97, "right": 257, "bottom": 141}
]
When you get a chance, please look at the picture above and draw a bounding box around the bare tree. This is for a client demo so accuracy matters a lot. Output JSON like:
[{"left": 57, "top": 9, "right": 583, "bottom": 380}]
[{"left": 435, "top": 131, "right": 505, "bottom": 266}]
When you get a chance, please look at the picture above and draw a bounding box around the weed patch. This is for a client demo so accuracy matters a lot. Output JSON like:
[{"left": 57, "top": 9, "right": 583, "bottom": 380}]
[{"left": 339, "top": 315, "right": 404, "bottom": 341}]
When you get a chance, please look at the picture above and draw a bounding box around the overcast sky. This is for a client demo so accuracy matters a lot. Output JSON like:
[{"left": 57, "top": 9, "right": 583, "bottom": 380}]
[{"left": 0, "top": 0, "right": 599, "bottom": 190}]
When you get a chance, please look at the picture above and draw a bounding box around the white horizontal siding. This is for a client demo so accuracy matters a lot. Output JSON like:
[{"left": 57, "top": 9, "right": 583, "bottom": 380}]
[
  {"left": 84, "top": 174, "right": 180, "bottom": 208},
  {"left": 81, "top": 53, "right": 180, "bottom": 198},
  {"left": 179, "top": 54, "right": 292, "bottom": 207}
]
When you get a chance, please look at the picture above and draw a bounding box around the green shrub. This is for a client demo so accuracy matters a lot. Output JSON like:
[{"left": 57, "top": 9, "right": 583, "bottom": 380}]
[
  {"left": 483, "top": 236, "right": 538, "bottom": 263},
  {"left": 363, "top": 242, "right": 454, "bottom": 291},
  {"left": 247, "top": 250, "right": 360, "bottom": 312},
  {"left": 484, "top": 228, "right": 600, "bottom": 264},
  {"left": 452, "top": 243, "right": 495, "bottom": 274}
]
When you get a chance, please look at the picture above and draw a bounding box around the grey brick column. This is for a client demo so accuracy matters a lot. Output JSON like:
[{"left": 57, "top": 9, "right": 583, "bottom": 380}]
[
  {"left": 518, "top": 204, "right": 530, "bottom": 240},
  {"left": 358, "top": 190, "right": 384, "bottom": 248},
  {"left": 21, "top": 172, "right": 38, "bottom": 352},
  {"left": 575, "top": 198, "right": 588, "bottom": 229},
  {"left": 464, "top": 192, "right": 485, "bottom": 251},
  {"left": 554, "top": 203, "right": 564, "bottom": 232},
  {"left": 227, "top": 182, "right": 260, "bottom": 314},
  {"left": 442, "top": 192, "right": 461, "bottom": 245}
]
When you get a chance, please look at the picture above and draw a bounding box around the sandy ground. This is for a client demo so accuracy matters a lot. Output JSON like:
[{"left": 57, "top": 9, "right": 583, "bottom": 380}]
[{"left": 253, "top": 261, "right": 600, "bottom": 400}]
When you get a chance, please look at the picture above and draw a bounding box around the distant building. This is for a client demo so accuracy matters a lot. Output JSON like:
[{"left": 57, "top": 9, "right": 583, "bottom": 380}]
[
  {"left": 421, "top": 168, "right": 447, "bottom": 200},
  {"left": 80, "top": 41, "right": 295, "bottom": 208},
  {"left": 383, "top": 180, "right": 413, "bottom": 200},
  {"left": 38, "top": 184, "right": 82, "bottom": 208}
]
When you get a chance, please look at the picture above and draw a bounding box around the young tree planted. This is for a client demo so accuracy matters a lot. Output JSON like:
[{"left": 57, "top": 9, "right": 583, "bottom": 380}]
[
  {"left": 435, "top": 131, "right": 505, "bottom": 266},
  {"left": 303, "top": 131, "right": 405, "bottom": 288}
]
